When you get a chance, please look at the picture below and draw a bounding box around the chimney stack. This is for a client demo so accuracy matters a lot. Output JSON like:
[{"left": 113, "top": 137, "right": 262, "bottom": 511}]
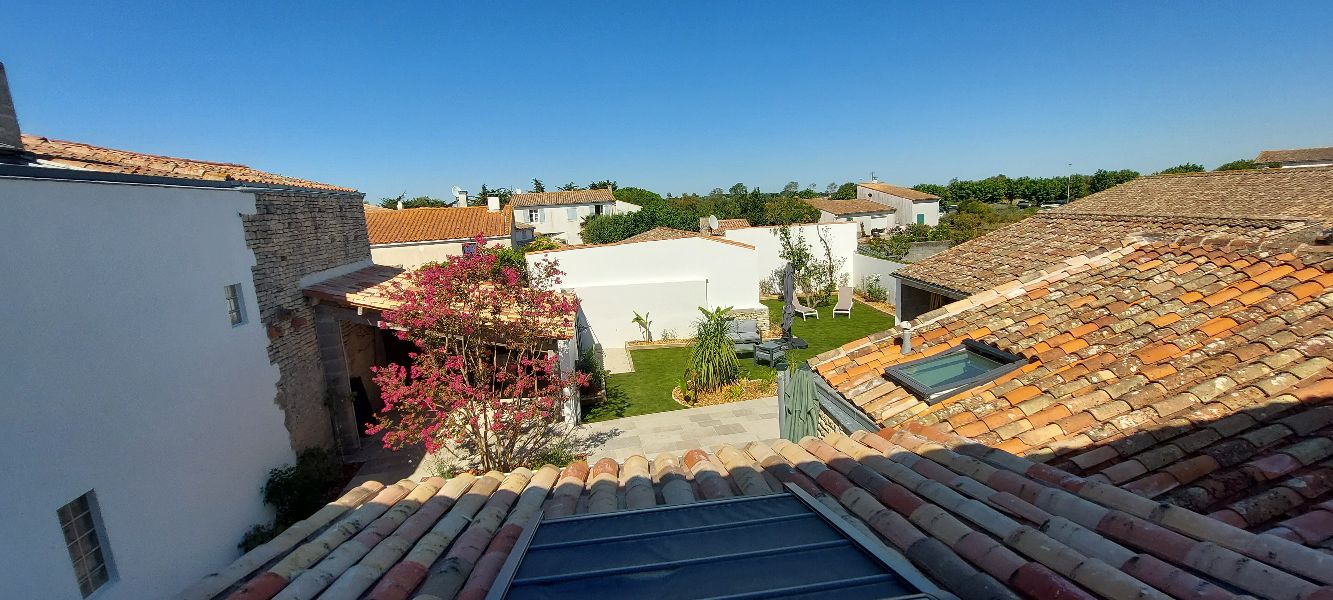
[
  {"left": 0, "top": 62, "right": 22, "bottom": 153},
  {"left": 487, "top": 195, "right": 500, "bottom": 211},
  {"left": 900, "top": 323, "right": 913, "bottom": 355}
]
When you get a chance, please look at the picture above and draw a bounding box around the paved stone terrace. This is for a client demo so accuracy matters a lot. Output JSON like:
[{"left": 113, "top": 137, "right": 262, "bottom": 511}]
[{"left": 576, "top": 395, "right": 778, "bottom": 462}]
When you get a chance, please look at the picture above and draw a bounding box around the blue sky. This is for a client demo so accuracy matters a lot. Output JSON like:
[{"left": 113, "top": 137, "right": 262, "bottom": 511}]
[{"left": 4, "top": 2, "right": 1332, "bottom": 201}]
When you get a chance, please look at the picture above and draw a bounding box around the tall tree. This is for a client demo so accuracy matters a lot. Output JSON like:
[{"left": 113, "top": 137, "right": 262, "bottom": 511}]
[
  {"left": 587, "top": 180, "right": 617, "bottom": 190},
  {"left": 558, "top": 182, "right": 582, "bottom": 191},
  {"left": 830, "top": 183, "right": 857, "bottom": 200},
  {"left": 1214, "top": 160, "right": 1257, "bottom": 171},
  {"left": 368, "top": 237, "right": 584, "bottom": 471},
  {"left": 530, "top": 179, "right": 545, "bottom": 192},
  {"left": 379, "top": 193, "right": 451, "bottom": 209},
  {"left": 781, "top": 181, "right": 801, "bottom": 196}
]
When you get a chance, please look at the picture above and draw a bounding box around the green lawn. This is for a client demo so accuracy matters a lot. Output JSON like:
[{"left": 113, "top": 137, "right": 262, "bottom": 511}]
[{"left": 584, "top": 299, "right": 894, "bottom": 423}]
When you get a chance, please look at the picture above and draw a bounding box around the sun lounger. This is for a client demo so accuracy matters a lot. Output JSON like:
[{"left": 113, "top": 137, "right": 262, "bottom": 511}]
[
  {"left": 833, "top": 286, "right": 853, "bottom": 318},
  {"left": 792, "top": 297, "right": 818, "bottom": 320}
]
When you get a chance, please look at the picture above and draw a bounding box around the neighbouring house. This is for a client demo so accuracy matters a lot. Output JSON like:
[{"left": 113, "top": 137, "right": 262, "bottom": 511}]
[
  {"left": 805, "top": 196, "right": 898, "bottom": 235},
  {"left": 527, "top": 232, "right": 766, "bottom": 350},
  {"left": 510, "top": 188, "right": 633, "bottom": 245},
  {"left": 858, "top": 179, "right": 941, "bottom": 226},
  {"left": 891, "top": 167, "right": 1333, "bottom": 321},
  {"left": 189, "top": 234, "right": 1333, "bottom": 600},
  {"left": 1256, "top": 146, "right": 1333, "bottom": 168},
  {"left": 809, "top": 234, "right": 1333, "bottom": 569},
  {"left": 364, "top": 201, "right": 533, "bottom": 269},
  {"left": 0, "top": 64, "right": 371, "bottom": 599}
]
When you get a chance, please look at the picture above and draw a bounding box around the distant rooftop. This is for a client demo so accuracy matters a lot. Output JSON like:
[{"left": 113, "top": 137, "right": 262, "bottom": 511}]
[
  {"left": 510, "top": 188, "right": 615, "bottom": 207},
  {"left": 1256, "top": 147, "right": 1333, "bottom": 165},
  {"left": 860, "top": 181, "right": 940, "bottom": 201},
  {"left": 365, "top": 205, "right": 513, "bottom": 245},
  {"left": 806, "top": 197, "right": 897, "bottom": 216}
]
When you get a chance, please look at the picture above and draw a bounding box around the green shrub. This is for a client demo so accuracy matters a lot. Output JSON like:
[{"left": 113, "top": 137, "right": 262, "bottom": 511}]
[
  {"left": 688, "top": 307, "right": 740, "bottom": 392},
  {"left": 575, "top": 348, "right": 609, "bottom": 394},
  {"left": 860, "top": 275, "right": 888, "bottom": 302},
  {"left": 238, "top": 448, "right": 344, "bottom": 551}
]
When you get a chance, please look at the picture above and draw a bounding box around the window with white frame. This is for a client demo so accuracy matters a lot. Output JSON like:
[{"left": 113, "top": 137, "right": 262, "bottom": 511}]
[
  {"left": 594, "top": 204, "right": 605, "bottom": 216},
  {"left": 566, "top": 207, "right": 578, "bottom": 220},
  {"left": 58, "top": 491, "right": 114, "bottom": 597},
  {"left": 224, "top": 283, "right": 246, "bottom": 326},
  {"left": 528, "top": 209, "right": 541, "bottom": 223}
]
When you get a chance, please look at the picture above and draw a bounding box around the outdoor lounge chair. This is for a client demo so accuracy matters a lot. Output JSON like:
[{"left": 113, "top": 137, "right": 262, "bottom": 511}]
[
  {"left": 792, "top": 297, "right": 818, "bottom": 320},
  {"left": 727, "top": 319, "right": 761, "bottom": 355},
  {"left": 833, "top": 286, "right": 853, "bottom": 318}
]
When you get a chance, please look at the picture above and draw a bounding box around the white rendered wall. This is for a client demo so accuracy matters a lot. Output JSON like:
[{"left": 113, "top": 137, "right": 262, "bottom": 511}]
[
  {"left": 852, "top": 253, "right": 907, "bottom": 305},
  {"left": 818, "top": 211, "right": 894, "bottom": 235},
  {"left": 529, "top": 237, "right": 761, "bottom": 348},
  {"left": 370, "top": 235, "right": 511, "bottom": 269},
  {"left": 513, "top": 202, "right": 617, "bottom": 245},
  {"left": 722, "top": 222, "right": 858, "bottom": 292},
  {"left": 0, "top": 178, "right": 294, "bottom": 600}
]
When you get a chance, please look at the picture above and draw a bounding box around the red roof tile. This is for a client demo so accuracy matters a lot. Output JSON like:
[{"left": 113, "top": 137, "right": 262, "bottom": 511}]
[
  {"left": 20, "top": 134, "right": 356, "bottom": 192},
  {"left": 365, "top": 206, "right": 513, "bottom": 244}
]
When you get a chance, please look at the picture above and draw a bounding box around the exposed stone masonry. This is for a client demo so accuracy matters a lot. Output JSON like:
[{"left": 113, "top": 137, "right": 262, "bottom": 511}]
[{"left": 243, "top": 190, "right": 369, "bottom": 451}]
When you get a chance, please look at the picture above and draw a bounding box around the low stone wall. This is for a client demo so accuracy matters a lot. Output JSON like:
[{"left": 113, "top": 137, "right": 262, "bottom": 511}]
[
  {"left": 816, "top": 405, "right": 847, "bottom": 436},
  {"left": 729, "top": 307, "right": 771, "bottom": 335}
]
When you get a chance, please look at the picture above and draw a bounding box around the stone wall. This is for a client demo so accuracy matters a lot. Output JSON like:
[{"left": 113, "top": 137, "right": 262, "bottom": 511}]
[
  {"left": 243, "top": 190, "right": 369, "bottom": 451},
  {"left": 816, "top": 404, "right": 847, "bottom": 437},
  {"left": 729, "top": 307, "right": 771, "bottom": 337}
]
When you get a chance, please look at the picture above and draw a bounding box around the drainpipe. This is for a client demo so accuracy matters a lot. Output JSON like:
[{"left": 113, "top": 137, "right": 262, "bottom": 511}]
[{"left": 901, "top": 323, "right": 913, "bottom": 355}]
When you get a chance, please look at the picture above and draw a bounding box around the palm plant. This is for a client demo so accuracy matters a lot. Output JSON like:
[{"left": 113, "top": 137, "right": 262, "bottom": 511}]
[
  {"left": 631, "top": 311, "right": 653, "bottom": 342},
  {"left": 688, "top": 306, "right": 739, "bottom": 392}
]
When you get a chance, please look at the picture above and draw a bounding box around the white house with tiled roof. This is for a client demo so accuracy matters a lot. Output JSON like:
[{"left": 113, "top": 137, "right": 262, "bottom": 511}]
[
  {"left": 365, "top": 204, "right": 532, "bottom": 268},
  {"left": 510, "top": 188, "right": 640, "bottom": 245},
  {"left": 858, "top": 179, "right": 941, "bottom": 226}
]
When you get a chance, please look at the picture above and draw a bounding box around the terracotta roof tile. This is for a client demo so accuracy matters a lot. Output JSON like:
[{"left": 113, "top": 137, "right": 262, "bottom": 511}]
[
  {"left": 509, "top": 188, "right": 615, "bottom": 207},
  {"left": 1256, "top": 147, "right": 1333, "bottom": 164},
  {"left": 20, "top": 134, "right": 356, "bottom": 192},
  {"left": 859, "top": 181, "right": 941, "bottom": 200},
  {"left": 365, "top": 206, "right": 513, "bottom": 244},
  {"left": 804, "top": 197, "right": 896, "bottom": 215}
]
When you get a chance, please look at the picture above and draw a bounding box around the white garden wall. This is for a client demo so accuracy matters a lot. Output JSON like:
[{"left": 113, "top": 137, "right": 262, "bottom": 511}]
[
  {"left": 529, "top": 236, "right": 762, "bottom": 349},
  {"left": 852, "top": 253, "right": 907, "bottom": 305},
  {"left": 721, "top": 222, "right": 858, "bottom": 292},
  {"left": 370, "top": 234, "right": 510, "bottom": 269},
  {"left": 0, "top": 178, "right": 294, "bottom": 599}
]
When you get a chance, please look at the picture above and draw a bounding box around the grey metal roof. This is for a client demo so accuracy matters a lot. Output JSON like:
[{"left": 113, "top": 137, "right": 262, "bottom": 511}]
[{"left": 488, "top": 486, "right": 953, "bottom": 599}]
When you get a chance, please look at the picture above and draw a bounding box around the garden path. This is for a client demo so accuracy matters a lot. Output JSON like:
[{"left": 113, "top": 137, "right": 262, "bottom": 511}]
[
  {"left": 575, "top": 395, "right": 778, "bottom": 462},
  {"left": 600, "top": 346, "right": 635, "bottom": 374}
]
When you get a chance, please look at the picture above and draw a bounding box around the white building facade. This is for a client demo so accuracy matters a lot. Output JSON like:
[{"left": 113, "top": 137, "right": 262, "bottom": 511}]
[
  {"left": 511, "top": 188, "right": 633, "bottom": 245},
  {"left": 0, "top": 176, "right": 303, "bottom": 599}
]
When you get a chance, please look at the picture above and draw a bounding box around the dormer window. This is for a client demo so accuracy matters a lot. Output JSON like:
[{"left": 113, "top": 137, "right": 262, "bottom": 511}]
[{"left": 884, "top": 339, "right": 1025, "bottom": 404}]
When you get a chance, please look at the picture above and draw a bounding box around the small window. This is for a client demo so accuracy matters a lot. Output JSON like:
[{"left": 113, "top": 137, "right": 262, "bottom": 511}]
[
  {"left": 224, "top": 283, "right": 246, "bottom": 326},
  {"left": 567, "top": 207, "right": 578, "bottom": 220},
  {"left": 58, "top": 491, "right": 114, "bottom": 597},
  {"left": 916, "top": 213, "right": 926, "bottom": 225},
  {"left": 594, "top": 204, "right": 605, "bottom": 216},
  {"left": 884, "top": 339, "right": 1025, "bottom": 404},
  {"left": 528, "top": 209, "right": 541, "bottom": 223}
]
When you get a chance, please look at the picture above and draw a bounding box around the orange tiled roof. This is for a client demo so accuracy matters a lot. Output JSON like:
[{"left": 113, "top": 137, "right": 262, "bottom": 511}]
[
  {"left": 621, "top": 226, "right": 699, "bottom": 243},
  {"left": 20, "top": 134, "right": 356, "bottom": 192},
  {"left": 699, "top": 217, "right": 752, "bottom": 234},
  {"left": 184, "top": 426, "right": 1333, "bottom": 600},
  {"left": 509, "top": 188, "right": 615, "bottom": 207},
  {"left": 898, "top": 167, "right": 1333, "bottom": 295},
  {"left": 365, "top": 206, "right": 513, "bottom": 245},
  {"left": 1256, "top": 147, "right": 1333, "bottom": 164},
  {"left": 804, "top": 197, "right": 897, "bottom": 215},
  {"left": 860, "top": 181, "right": 940, "bottom": 201},
  {"left": 813, "top": 236, "right": 1333, "bottom": 548},
  {"left": 896, "top": 213, "right": 1317, "bottom": 295}
]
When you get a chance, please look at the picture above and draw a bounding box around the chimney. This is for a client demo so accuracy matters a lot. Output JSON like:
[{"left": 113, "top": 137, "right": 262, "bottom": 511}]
[
  {"left": 487, "top": 195, "right": 500, "bottom": 211},
  {"left": 0, "top": 62, "right": 22, "bottom": 153},
  {"left": 453, "top": 188, "right": 468, "bottom": 205},
  {"left": 396, "top": 199, "right": 404, "bottom": 210},
  {"left": 900, "top": 323, "right": 913, "bottom": 355}
]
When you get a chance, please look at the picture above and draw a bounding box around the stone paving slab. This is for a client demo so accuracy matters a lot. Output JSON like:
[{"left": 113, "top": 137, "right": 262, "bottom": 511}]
[{"left": 575, "top": 396, "right": 779, "bottom": 462}]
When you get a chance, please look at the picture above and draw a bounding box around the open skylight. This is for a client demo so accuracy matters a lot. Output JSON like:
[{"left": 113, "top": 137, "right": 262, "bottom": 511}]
[{"left": 884, "top": 339, "right": 1025, "bottom": 404}]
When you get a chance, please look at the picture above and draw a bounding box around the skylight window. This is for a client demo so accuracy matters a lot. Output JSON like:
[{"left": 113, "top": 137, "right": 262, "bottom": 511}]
[{"left": 884, "top": 339, "right": 1025, "bottom": 404}]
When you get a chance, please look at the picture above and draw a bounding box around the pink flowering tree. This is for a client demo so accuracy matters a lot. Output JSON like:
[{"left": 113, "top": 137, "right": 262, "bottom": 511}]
[{"left": 368, "top": 235, "right": 585, "bottom": 471}]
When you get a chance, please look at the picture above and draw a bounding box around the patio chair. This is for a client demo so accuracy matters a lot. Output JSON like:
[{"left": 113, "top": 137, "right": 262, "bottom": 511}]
[
  {"left": 833, "top": 286, "right": 853, "bottom": 318},
  {"left": 791, "top": 297, "right": 818, "bottom": 320},
  {"left": 727, "top": 319, "right": 761, "bottom": 355}
]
